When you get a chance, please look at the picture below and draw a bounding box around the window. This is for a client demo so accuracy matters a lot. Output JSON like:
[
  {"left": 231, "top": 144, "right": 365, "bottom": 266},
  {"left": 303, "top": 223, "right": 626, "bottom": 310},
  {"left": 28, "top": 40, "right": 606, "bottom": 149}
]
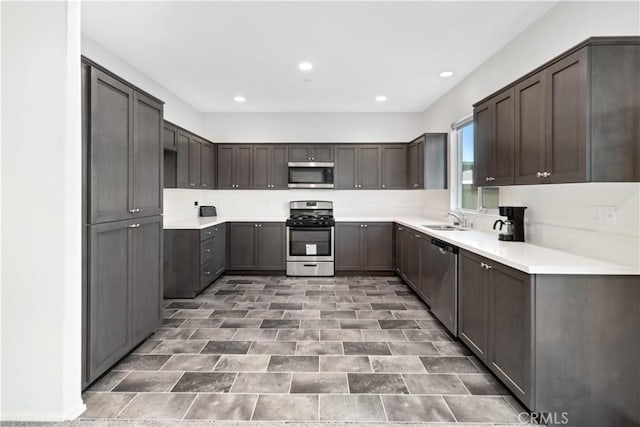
[{"left": 452, "top": 118, "right": 499, "bottom": 212}]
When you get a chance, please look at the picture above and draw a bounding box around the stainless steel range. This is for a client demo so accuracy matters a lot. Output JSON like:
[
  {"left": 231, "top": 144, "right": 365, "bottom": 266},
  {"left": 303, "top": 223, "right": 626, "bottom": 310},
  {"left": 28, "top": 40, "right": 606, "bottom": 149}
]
[{"left": 286, "top": 201, "right": 335, "bottom": 277}]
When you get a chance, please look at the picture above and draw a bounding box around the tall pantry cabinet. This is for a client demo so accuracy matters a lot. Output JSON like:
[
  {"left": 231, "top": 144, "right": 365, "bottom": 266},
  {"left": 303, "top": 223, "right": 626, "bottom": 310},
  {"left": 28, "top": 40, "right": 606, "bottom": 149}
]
[{"left": 82, "top": 57, "right": 164, "bottom": 388}]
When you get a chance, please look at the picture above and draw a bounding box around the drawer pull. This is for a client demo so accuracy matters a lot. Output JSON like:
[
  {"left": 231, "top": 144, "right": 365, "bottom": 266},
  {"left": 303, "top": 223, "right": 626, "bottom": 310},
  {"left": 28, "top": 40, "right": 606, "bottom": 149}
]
[{"left": 204, "top": 271, "right": 211, "bottom": 275}]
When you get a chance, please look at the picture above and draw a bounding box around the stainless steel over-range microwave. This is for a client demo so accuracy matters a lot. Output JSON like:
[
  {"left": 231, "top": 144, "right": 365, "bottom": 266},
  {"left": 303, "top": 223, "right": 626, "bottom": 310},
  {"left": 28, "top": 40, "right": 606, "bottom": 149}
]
[{"left": 287, "top": 162, "right": 334, "bottom": 189}]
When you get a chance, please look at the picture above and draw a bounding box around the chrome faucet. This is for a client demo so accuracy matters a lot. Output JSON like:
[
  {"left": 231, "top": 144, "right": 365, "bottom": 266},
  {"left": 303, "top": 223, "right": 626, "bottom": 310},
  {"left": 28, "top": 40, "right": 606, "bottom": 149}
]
[{"left": 446, "top": 211, "right": 466, "bottom": 227}]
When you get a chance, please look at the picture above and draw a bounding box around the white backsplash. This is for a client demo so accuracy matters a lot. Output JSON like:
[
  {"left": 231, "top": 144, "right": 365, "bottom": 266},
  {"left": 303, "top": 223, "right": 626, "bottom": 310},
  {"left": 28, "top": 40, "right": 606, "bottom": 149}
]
[
  {"left": 164, "top": 189, "right": 424, "bottom": 222},
  {"left": 421, "top": 183, "right": 640, "bottom": 269}
]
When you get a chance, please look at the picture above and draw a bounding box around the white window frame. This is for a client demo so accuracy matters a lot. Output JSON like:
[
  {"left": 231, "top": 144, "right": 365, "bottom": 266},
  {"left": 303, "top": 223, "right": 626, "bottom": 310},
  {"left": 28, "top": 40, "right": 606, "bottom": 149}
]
[{"left": 450, "top": 115, "right": 499, "bottom": 214}]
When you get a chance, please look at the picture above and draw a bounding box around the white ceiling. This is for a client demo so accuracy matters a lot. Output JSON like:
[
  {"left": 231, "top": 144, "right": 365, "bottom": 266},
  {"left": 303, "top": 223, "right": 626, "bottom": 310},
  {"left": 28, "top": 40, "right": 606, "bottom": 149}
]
[{"left": 81, "top": 1, "right": 556, "bottom": 113}]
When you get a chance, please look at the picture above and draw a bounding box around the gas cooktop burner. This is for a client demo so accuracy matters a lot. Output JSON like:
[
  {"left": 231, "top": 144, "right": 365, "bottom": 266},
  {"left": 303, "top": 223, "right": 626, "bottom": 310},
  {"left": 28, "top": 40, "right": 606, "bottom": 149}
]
[{"left": 286, "top": 217, "right": 335, "bottom": 227}]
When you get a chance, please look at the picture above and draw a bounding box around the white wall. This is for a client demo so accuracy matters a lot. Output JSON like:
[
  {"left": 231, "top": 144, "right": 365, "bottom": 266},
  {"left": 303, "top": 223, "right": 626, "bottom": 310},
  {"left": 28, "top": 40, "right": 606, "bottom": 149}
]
[
  {"left": 1, "top": 1, "right": 84, "bottom": 421},
  {"left": 203, "top": 112, "right": 423, "bottom": 143},
  {"left": 420, "top": 1, "right": 640, "bottom": 268},
  {"left": 164, "top": 189, "right": 424, "bottom": 223},
  {"left": 81, "top": 35, "right": 206, "bottom": 135}
]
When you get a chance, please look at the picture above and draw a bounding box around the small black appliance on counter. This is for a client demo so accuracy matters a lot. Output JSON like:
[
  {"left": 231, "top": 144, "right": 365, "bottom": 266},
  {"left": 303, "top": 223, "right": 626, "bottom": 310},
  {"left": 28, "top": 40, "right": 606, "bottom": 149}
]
[
  {"left": 493, "top": 206, "right": 526, "bottom": 242},
  {"left": 199, "top": 206, "right": 217, "bottom": 217}
]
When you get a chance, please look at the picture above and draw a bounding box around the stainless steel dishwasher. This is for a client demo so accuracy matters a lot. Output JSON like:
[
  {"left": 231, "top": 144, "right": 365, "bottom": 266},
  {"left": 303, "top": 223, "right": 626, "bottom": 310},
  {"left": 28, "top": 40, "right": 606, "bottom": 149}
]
[{"left": 429, "top": 238, "right": 458, "bottom": 336}]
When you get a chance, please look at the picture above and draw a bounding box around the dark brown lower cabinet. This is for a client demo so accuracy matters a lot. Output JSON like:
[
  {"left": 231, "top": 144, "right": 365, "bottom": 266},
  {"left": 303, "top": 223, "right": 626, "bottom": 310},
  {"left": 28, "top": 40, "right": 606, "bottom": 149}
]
[
  {"left": 488, "top": 261, "right": 533, "bottom": 409},
  {"left": 335, "top": 223, "right": 393, "bottom": 271},
  {"left": 87, "top": 215, "right": 163, "bottom": 384},
  {"left": 396, "top": 228, "right": 431, "bottom": 305},
  {"left": 164, "top": 224, "right": 226, "bottom": 298},
  {"left": 405, "top": 232, "right": 421, "bottom": 288},
  {"left": 458, "top": 250, "right": 490, "bottom": 361},
  {"left": 458, "top": 249, "right": 533, "bottom": 408},
  {"left": 228, "top": 222, "right": 285, "bottom": 270},
  {"left": 416, "top": 235, "right": 432, "bottom": 304},
  {"left": 394, "top": 225, "right": 408, "bottom": 278}
]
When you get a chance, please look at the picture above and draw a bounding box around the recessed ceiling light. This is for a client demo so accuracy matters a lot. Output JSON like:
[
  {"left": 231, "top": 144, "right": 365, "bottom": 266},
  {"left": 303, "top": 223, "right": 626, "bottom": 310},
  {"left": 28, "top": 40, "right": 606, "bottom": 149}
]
[
  {"left": 298, "top": 62, "right": 313, "bottom": 71},
  {"left": 375, "top": 95, "right": 387, "bottom": 102},
  {"left": 233, "top": 96, "right": 246, "bottom": 103},
  {"left": 439, "top": 71, "right": 454, "bottom": 78}
]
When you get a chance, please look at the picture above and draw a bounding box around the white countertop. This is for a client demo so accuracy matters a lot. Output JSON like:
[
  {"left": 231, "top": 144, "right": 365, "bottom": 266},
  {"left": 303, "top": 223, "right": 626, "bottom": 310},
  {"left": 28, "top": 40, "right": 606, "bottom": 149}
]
[
  {"left": 338, "top": 216, "right": 639, "bottom": 276},
  {"left": 163, "top": 216, "right": 286, "bottom": 230},
  {"left": 163, "top": 215, "right": 639, "bottom": 276}
]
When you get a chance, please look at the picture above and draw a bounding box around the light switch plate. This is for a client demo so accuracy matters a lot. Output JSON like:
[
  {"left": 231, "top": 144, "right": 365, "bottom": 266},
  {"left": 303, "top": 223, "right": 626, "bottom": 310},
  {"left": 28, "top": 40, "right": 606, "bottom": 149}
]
[{"left": 604, "top": 206, "right": 616, "bottom": 225}]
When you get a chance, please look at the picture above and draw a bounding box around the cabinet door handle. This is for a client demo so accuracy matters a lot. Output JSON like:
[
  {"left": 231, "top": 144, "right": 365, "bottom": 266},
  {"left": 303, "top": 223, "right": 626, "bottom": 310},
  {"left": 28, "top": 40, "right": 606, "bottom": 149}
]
[
  {"left": 190, "top": 183, "right": 195, "bottom": 186},
  {"left": 254, "top": 224, "right": 258, "bottom": 228},
  {"left": 258, "top": 224, "right": 262, "bottom": 228},
  {"left": 207, "top": 231, "right": 212, "bottom": 235},
  {"left": 414, "top": 234, "right": 420, "bottom": 238},
  {"left": 129, "top": 223, "right": 140, "bottom": 228},
  {"left": 360, "top": 224, "right": 363, "bottom": 228},
  {"left": 364, "top": 224, "right": 368, "bottom": 228},
  {"left": 204, "top": 271, "right": 211, "bottom": 275},
  {"left": 536, "top": 172, "right": 543, "bottom": 178},
  {"left": 382, "top": 184, "right": 386, "bottom": 188},
  {"left": 544, "top": 171, "right": 551, "bottom": 178},
  {"left": 129, "top": 209, "right": 136, "bottom": 213},
  {"left": 397, "top": 227, "right": 403, "bottom": 231},
  {"left": 205, "top": 249, "right": 211, "bottom": 253},
  {"left": 203, "top": 184, "right": 207, "bottom": 187}
]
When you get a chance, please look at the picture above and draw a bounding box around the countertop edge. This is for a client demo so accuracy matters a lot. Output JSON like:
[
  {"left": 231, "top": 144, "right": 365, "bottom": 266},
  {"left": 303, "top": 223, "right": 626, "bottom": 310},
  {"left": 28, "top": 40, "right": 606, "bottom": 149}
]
[{"left": 163, "top": 216, "right": 639, "bottom": 276}]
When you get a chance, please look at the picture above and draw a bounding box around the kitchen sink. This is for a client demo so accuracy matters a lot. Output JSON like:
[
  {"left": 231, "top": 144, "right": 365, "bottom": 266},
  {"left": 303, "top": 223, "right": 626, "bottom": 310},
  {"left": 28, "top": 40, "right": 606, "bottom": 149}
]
[{"left": 422, "top": 224, "right": 467, "bottom": 231}]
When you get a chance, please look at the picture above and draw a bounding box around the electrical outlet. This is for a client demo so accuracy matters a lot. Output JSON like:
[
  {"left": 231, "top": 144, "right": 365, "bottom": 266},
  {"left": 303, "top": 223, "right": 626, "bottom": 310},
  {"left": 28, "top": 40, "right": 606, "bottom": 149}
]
[
  {"left": 591, "top": 206, "right": 603, "bottom": 224},
  {"left": 194, "top": 201, "right": 199, "bottom": 208},
  {"left": 604, "top": 206, "right": 616, "bottom": 225}
]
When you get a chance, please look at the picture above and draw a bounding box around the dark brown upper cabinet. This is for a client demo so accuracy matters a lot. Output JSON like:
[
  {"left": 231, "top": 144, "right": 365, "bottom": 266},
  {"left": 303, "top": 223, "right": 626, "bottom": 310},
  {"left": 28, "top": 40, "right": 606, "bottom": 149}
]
[
  {"left": 407, "top": 136, "right": 425, "bottom": 189},
  {"left": 335, "top": 145, "right": 381, "bottom": 189},
  {"left": 381, "top": 144, "right": 407, "bottom": 189},
  {"left": 188, "top": 136, "right": 202, "bottom": 188},
  {"left": 424, "top": 134, "right": 448, "bottom": 189},
  {"left": 475, "top": 37, "right": 640, "bottom": 185},
  {"left": 132, "top": 92, "right": 163, "bottom": 218},
  {"left": 514, "top": 49, "right": 587, "bottom": 185},
  {"left": 201, "top": 141, "right": 216, "bottom": 189},
  {"left": 217, "top": 144, "right": 254, "bottom": 189},
  {"left": 164, "top": 122, "right": 215, "bottom": 190},
  {"left": 289, "top": 144, "right": 334, "bottom": 162},
  {"left": 163, "top": 122, "right": 178, "bottom": 151},
  {"left": 89, "top": 67, "right": 163, "bottom": 224},
  {"left": 176, "top": 130, "right": 190, "bottom": 188},
  {"left": 253, "top": 144, "right": 288, "bottom": 189},
  {"left": 514, "top": 71, "right": 547, "bottom": 184},
  {"left": 474, "top": 88, "right": 515, "bottom": 186},
  {"left": 335, "top": 222, "right": 393, "bottom": 271}
]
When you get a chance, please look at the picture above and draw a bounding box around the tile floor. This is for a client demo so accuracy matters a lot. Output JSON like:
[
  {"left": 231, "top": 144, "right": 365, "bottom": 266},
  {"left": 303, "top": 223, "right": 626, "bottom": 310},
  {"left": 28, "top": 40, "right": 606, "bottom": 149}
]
[{"left": 80, "top": 275, "right": 532, "bottom": 425}]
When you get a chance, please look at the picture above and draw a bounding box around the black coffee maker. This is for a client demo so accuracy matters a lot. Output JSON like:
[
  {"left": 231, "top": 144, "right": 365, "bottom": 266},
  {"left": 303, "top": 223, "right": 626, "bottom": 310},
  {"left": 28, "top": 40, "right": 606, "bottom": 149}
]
[{"left": 493, "top": 206, "right": 527, "bottom": 242}]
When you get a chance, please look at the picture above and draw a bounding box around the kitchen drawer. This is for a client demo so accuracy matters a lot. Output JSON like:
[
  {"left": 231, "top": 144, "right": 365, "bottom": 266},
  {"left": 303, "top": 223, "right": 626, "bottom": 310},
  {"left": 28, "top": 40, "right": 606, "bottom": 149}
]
[
  {"left": 200, "top": 238, "right": 215, "bottom": 264},
  {"left": 200, "top": 260, "right": 216, "bottom": 288},
  {"left": 200, "top": 225, "right": 220, "bottom": 241}
]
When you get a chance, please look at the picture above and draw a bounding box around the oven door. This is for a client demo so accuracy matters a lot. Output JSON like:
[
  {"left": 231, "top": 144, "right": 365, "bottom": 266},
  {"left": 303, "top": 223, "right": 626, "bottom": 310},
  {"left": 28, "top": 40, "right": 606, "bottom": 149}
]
[
  {"left": 288, "top": 163, "right": 334, "bottom": 189},
  {"left": 286, "top": 226, "right": 334, "bottom": 262}
]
